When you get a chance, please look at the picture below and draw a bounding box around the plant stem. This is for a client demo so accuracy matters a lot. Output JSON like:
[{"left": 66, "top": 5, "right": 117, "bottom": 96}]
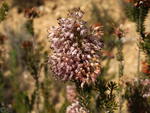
[
  {"left": 0, "top": 68, "right": 2, "bottom": 106},
  {"left": 32, "top": 36, "right": 35, "bottom": 52},
  {"left": 137, "top": 47, "right": 140, "bottom": 86},
  {"left": 93, "top": 92, "right": 100, "bottom": 112},
  {"left": 118, "top": 39, "right": 123, "bottom": 113},
  {"left": 35, "top": 76, "right": 39, "bottom": 113},
  {"left": 137, "top": 7, "right": 142, "bottom": 86},
  {"left": 119, "top": 87, "right": 122, "bottom": 113},
  {"left": 32, "top": 20, "right": 35, "bottom": 52}
]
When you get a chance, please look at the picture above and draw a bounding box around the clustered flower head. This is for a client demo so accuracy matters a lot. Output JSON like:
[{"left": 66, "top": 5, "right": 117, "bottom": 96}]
[
  {"left": 126, "top": 78, "right": 150, "bottom": 112},
  {"left": 47, "top": 8, "right": 103, "bottom": 88},
  {"left": 142, "top": 61, "right": 150, "bottom": 77},
  {"left": 24, "top": 7, "right": 39, "bottom": 19},
  {"left": 0, "top": 35, "right": 7, "bottom": 44},
  {"left": 66, "top": 85, "right": 78, "bottom": 103},
  {"left": 66, "top": 101, "right": 87, "bottom": 113},
  {"left": 126, "top": 0, "right": 150, "bottom": 8},
  {"left": 113, "top": 24, "right": 129, "bottom": 38},
  {"left": 0, "top": 35, "right": 7, "bottom": 69},
  {"left": 119, "top": 75, "right": 128, "bottom": 84},
  {"left": 21, "top": 41, "right": 32, "bottom": 50},
  {"left": 0, "top": 45, "right": 5, "bottom": 66},
  {"left": 128, "top": 78, "right": 150, "bottom": 97},
  {"left": 102, "top": 50, "right": 114, "bottom": 59}
]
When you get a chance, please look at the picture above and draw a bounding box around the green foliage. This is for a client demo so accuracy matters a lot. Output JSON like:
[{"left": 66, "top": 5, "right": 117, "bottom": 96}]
[
  {"left": 26, "top": 20, "right": 34, "bottom": 36},
  {"left": 0, "top": 51, "right": 4, "bottom": 107},
  {"left": 41, "top": 51, "right": 56, "bottom": 113},
  {"left": 13, "top": 90, "right": 35, "bottom": 113},
  {"left": 0, "top": 2, "right": 9, "bottom": 23},
  {"left": 140, "top": 33, "right": 150, "bottom": 75},
  {"left": 0, "top": 71, "right": 4, "bottom": 107},
  {"left": 75, "top": 82, "right": 92, "bottom": 112},
  {"left": 125, "top": 82, "right": 150, "bottom": 113},
  {"left": 25, "top": 45, "right": 43, "bottom": 77},
  {"left": 95, "top": 80, "right": 119, "bottom": 113},
  {"left": 115, "top": 39, "right": 124, "bottom": 62},
  {"left": 59, "top": 101, "right": 70, "bottom": 113},
  {"left": 9, "top": 49, "right": 36, "bottom": 113},
  {"left": 9, "top": 49, "right": 20, "bottom": 90},
  {"left": 125, "top": 3, "right": 150, "bottom": 113},
  {"left": 0, "top": 2, "right": 9, "bottom": 107},
  {"left": 10, "top": 49, "right": 17, "bottom": 76},
  {"left": 125, "top": 5, "right": 138, "bottom": 22},
  {"left": 136, "top": 7, "right": 148, "bottom": 35},
  {"left": 125, "top": 5, "right": 149, "bottom": 36},
  {"left": 115, "top": 28, "right": 124, "bottom": 113}
]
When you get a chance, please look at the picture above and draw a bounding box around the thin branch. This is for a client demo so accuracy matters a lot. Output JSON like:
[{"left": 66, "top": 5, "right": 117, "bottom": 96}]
[
  {"left": 118, "top": 39, "right": 123, "bottom": 113},
  {"left": 35, "top": 76, "right": 39, "bottom": 113},
  {"left": 137, "top": 7, "right": 142, "bottom": 86}
]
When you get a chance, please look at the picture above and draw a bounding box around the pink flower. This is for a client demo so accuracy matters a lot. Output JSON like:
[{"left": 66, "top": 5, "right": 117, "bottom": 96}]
[
  {"left": 70, "top": 33, "right": 74, "bottom": 39},
  {"left": 66, "top": 101, "right": 88, "bottom": 113},
  {"left": 66, "top": 85, "right": 78, "bottom": 103},
  {"left": 47, "top": 8, "right": 103, "bottom": 87}
]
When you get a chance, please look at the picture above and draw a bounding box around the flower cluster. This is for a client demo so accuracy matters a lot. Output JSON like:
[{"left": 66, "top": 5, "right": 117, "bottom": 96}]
[
  {"left": 21, "top": 41, "right": 32, "bottom": 50},
  {"left": 66, "top": 85, "right": 78, "bottom": 103},
  {"left": 125, "top": 78, "right": 150, "bottom": 112},
  {"left": 0, "top": 45, "right": 5, "bottom": 66},
  {"left": 126, "top": 0, "right": 150, "bottom": 7},
  {"left": 119, "top": 75, "right": 128, "bottom": 84},
  {"left": 0, "top": 35, "right": 7, "bottom": 69},
  {"left": 24, "top": 7, "right": 39, "bottom": 19},
  {"left": 102, "top": 50, "right": 114, "bottom": 59},
  {"left": 66, "top": 101, "right": 87, "bottom": 113},
  {"left": 113, "top": 24, "right": 129, "bottom": 38},
  {"left": 47, "top": 8, "right": 103, "bottom": 88},
  {"left": 0, "top": 35, "right": 7, "bottom": 44},
  {"left": 142, "top": 61, "right": 150, "bottom": 77},
  {"left": 128, "top": 78, "right": 150, "bottom": 97}
]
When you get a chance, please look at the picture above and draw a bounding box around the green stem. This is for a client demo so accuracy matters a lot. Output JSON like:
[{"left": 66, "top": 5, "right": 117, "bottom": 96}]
[
  {"left": 137, "top": 7, "right": 142, "bottom": 86},
  {"left": 118, "top": 39, "right": 123, "bottom": 113},
  {"left": 35, "top": 76, "right": 39, "bottom": 113},
  {"left": 75, "top": 82, "right": 89, "bottom": 112}
]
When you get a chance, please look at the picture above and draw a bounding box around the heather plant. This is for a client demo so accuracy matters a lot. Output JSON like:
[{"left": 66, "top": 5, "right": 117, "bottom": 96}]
[
  {"left": 92, "top": 53, "right": 115, "bottom": 113},
  {"left": 1, "top": 1, "right": 150, "bottom": 113},
  {"left": 23, "top": 8, "right": 41, "bottom": 113},
  {"left": 8, "top": 42, "right": 35, "bottom": 113},
  {"left": 114, "top": 24, "right": 128, "bottom": 113},
  {"left": 12, "top": 0, "right": 44, "bottom": 13},
  {"left": 22, "top": 42, "right": 42, "bottom": 113},
  {"left": 41, "top": 51, "right": 56, "bottom": 113},
  {"left": 94, "top": 79, "right": 119, "bottom": 113},
  {"left": 0, "top": 1, "right": 8, "bottom": 108},
  {"left": 13, "top": 88, "right": 36, "bottom": 113},
  {"left": 0, "top": 35, "right": 7, "bottom": 108},
  {"left": 0, "top": 2, "right": 9, "bottom": 23},
  {"left": 24, "top": 7, "right": 39, "bottom": 51},
  {"left": 47, "top": 8, "right": 104, "bottom": 112},
  {"left": 125, "top": 0, "right": 150, "bottom": 112},
  {"left": 47, "top": 8, "right": 103, "bottom": 87},
  {"left": 59, "top": 85, "right": 71, "bottom": 113},
  {"left": 64, "top": 84, "right": 89, "bottom": 113},
  {"left": 125, "top": 78, "right": 150, "bottom": 113},
  {"left": 22, "top": 7, "right": 55, "bottom": 113},
  {"left": 66, "top": 85, "right": 78, "bottom": 103},
  {"left": 91, "top": 4, "right": 120, "bottom": 112},
  {"left": 125, "top": 0, "right": 150, "bottom": 82},
  {"left": 6, "top": 24, "right": 33, "bottom": 113}
]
